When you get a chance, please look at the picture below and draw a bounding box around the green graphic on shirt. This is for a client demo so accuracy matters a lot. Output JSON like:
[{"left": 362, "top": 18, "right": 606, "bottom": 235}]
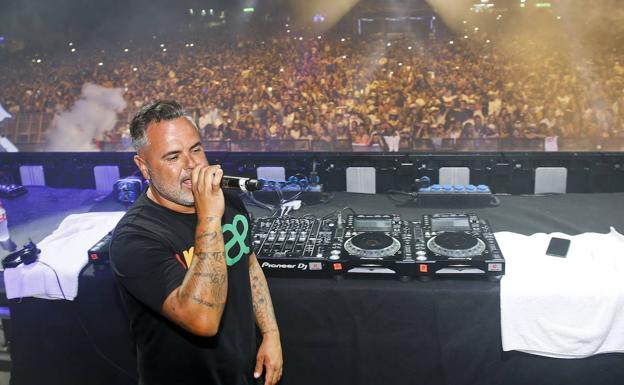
[{"left": 222, "top": 214, "right": 249, "bottom": 266}]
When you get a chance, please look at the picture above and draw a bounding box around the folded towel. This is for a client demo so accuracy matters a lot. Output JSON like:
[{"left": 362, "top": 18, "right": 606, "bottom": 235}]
[
  {"left": 3, "top": 212, "right": 125, "bottom": 301},
  {"left": 498, "top": 228, "right": 624, "bottom": 358}
]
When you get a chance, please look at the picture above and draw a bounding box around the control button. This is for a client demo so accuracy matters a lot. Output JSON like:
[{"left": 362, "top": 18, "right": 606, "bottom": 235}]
[{"left": 488, "top": 263, "right": 503, "bottom": 272}]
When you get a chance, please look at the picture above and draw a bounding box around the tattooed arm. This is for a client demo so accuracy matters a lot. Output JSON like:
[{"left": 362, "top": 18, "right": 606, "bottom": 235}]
[
  {"left": 161, "top": 165, "right": 228, "bottom": 337},
  {"left": 250, "top": 253, "right": 283, "bottom": 385}
]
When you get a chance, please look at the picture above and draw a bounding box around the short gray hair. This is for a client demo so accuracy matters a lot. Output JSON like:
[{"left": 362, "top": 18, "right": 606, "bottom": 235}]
[{"left": 129, "top": 100, "right": 196, "bottom": 151}]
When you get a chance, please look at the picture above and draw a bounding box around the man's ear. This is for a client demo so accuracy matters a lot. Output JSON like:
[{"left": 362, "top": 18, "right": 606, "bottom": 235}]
[{"left": 134, "top": 154, "right": 150, "bottom": 181}]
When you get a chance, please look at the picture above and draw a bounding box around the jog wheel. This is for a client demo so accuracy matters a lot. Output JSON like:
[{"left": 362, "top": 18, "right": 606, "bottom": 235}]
[
  {"left": 427, "top": 231, "right": 486, "bottom": 258},
  {"left": 344, "top": 232, "right": 401, "bottom": 259}
]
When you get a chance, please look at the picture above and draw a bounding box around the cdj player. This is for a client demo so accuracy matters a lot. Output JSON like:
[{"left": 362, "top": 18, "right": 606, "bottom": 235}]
[
  {"left": 412, "top": 213, "right": 505, "bottom": 280},
  {"left": 253, "top": 212, "right": 505, "bottom": 280},
  {"left": 334, "top": 214, "right": 415, "bottom": 280}
]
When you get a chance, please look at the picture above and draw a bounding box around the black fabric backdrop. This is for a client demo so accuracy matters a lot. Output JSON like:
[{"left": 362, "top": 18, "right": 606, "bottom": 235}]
[{"left": 6, "top": 191, "right": 624, "bottom": 385}]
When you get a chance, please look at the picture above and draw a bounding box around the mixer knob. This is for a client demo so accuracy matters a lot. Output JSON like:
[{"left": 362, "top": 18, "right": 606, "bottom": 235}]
[
  {"left": 329, "top": 250, "right": 341, "bottom": 260},
  {"left": 416, "top": 251, "right": 427, "bottom": 261}
]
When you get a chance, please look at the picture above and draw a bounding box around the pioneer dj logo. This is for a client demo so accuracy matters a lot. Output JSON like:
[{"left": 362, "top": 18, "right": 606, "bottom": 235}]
[{"left": 261, "top": 261, "right": 309, "bottom": 270}]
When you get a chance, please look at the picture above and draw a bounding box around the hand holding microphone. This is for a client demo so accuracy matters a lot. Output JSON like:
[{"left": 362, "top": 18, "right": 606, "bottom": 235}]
[{"left": 191, "top": 165, "right": 225, "bottom": 219}]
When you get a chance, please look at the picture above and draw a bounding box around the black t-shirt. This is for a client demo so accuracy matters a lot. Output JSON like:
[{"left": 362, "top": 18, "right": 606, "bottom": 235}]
[{"left": 110, "top": 190, "right": 256, "bottom": 385}]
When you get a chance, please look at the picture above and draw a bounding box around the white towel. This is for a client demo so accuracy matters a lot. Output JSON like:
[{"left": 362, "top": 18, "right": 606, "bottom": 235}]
[
  {"left": 3, "top": 212, "right": 125, "bottom": 301},
  {"left": 498, "top": 228, "right": 624, "bottom": 358}
]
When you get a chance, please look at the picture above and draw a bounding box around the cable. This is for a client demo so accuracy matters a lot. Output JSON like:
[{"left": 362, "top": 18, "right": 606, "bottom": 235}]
[
  {"left": 243, "top": 191, "right": 275, "bottom": 212},
  {"left": 340, "top": 207, "right": 357, "bottom": 216},
  {"left": 386, "top": 190, "right": 418, "bottom": 204},
  {"left": 36, "top": 260, "right": 67, "bottom": 300}
]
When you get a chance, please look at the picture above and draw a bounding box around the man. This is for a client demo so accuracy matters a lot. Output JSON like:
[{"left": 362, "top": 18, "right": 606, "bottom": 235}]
[{"left": 110, "top": 100, "right": 282, "bottom": 385}]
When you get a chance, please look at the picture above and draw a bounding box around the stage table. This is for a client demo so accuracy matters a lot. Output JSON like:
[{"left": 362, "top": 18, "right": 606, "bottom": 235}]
[{"left": 3, "top": 190, "right": 624, "bottom": 385}]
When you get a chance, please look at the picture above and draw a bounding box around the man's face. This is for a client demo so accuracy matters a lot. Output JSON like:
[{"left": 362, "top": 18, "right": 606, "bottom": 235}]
[{"left": 134, "top": 117, "right": 208, "bottom": 213}]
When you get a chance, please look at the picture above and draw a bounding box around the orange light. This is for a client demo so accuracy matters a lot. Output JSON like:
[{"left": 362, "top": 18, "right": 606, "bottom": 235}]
[{"left": 419, "top": 264, "right": 428, "bottom": 273}]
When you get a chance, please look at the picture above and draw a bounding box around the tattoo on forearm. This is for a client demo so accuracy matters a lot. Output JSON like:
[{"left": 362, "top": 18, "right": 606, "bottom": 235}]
[
  {"left": 192, "top": 272, "right": 227, "bottom": 284},
  {"left": 194, "top": 251, "right": 224, "bottom": 261},
  {"left": 197, "top": 231, "right": 218, "bottom": 242},
  {"left": 191, "top": 295, "right": 226, "bottom": 309},
  {"left": 249, "top": 261, "right": 278, "bottom": 333},
  {"left": 198, "top": 216, "right": 218, "bottom": 224}
]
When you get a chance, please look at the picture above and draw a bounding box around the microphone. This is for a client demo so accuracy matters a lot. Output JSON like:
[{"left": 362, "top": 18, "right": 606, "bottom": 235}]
[{"left": 221, "top": 176, "right": 264, "bottom": 192}]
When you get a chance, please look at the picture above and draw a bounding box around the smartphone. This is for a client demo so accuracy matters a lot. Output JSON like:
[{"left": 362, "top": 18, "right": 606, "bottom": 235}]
[{"left": 546, "top": 237, "right": 571, "bottom": 258}]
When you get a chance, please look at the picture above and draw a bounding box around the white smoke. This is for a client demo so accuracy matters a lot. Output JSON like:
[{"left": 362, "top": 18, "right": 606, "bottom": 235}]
[{"left": 46, "top": 83, "right": 127, "bottom": 151}]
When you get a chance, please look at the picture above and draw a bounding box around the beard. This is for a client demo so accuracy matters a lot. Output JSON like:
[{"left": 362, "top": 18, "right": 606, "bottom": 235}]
[{"left": 148, "top": 170, "right": 195, "bottom": 207}]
